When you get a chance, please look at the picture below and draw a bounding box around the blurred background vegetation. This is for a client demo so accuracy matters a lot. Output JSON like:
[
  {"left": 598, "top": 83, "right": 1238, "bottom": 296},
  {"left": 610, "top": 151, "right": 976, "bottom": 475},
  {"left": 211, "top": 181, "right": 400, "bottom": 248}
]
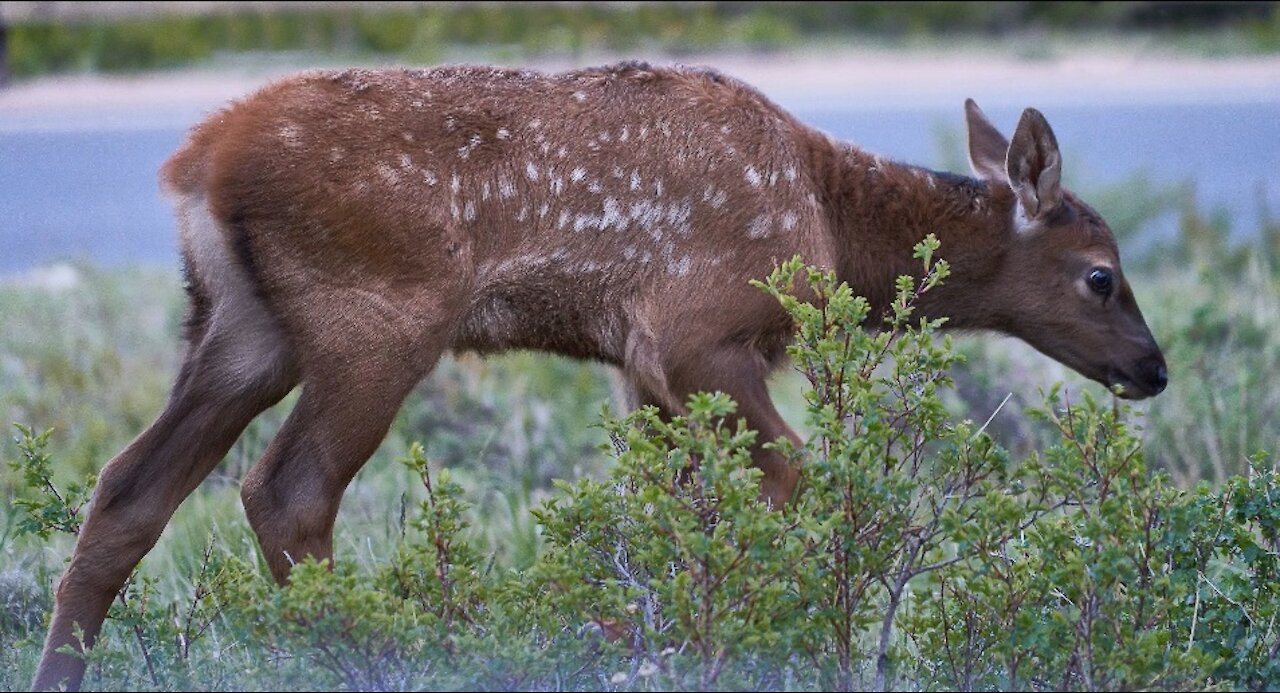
[{"left": 3, "top": 1, "right": 1279, "bottom": 81}]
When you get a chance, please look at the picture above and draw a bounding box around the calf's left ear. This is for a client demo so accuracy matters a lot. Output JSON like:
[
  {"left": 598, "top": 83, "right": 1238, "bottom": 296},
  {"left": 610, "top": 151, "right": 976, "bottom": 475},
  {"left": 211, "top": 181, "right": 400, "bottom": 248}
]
[{"left": 1006, "top": 108, "right": 1063, "bottom": 223}]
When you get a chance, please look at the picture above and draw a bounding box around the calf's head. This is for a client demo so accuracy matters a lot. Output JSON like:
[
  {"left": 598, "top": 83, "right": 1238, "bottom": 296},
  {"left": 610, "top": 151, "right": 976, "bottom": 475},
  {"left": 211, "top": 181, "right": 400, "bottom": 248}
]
[{"left": 964, "top": 99, "right": 1167, "bottom": 399}]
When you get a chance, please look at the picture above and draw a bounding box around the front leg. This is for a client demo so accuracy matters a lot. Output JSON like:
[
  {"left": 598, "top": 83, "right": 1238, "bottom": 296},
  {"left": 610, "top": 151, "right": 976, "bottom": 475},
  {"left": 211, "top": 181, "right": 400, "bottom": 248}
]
[
  {"left": 626, "top": 330, "right": 802, "bottom": 507},
  {"left": 665, "top": 344, "right": 802, "bottom": 507}
]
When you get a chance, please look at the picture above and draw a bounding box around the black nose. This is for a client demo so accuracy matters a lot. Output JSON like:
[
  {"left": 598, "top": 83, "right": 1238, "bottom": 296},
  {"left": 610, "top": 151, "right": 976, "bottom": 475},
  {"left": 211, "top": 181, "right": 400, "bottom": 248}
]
[{"left": 1137, "top": 355, "right": 1168, "bottom": 395}]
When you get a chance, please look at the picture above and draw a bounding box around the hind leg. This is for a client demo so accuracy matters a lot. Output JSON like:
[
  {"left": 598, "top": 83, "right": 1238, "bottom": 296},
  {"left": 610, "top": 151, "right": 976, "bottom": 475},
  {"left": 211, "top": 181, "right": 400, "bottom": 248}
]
[
  {"left": 33, "top": 301, "right": 298, "bottom": 691},
  {"left": 240, "top": 357, "right": 434, "bottom": 583},
  {"left": 240, "top": 292, "right": 455, "bottom": 584}
]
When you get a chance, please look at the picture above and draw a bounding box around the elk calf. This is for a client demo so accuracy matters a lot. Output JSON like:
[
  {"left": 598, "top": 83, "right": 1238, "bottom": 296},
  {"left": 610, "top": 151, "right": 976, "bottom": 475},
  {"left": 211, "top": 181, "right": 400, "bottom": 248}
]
[{"left": 34, "top": 61, "right": 1166, "bottom": 690}]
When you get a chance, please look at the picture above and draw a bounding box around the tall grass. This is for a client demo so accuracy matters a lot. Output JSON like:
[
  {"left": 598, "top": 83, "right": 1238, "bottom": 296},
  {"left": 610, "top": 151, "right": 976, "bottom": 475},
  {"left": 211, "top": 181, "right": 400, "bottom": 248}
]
[
  {"left": 1, "top": 172, "right": 1276, "bottom": 688},
  {"left": 4, "top": 242, "right": 1276, "bottom": 690}
]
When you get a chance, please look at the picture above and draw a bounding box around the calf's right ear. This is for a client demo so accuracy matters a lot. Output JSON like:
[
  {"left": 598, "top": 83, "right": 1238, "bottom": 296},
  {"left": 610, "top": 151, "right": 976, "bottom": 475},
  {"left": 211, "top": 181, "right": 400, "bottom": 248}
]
[{"left": 965, "top": 99, "right": 1009, "bottom": 184}]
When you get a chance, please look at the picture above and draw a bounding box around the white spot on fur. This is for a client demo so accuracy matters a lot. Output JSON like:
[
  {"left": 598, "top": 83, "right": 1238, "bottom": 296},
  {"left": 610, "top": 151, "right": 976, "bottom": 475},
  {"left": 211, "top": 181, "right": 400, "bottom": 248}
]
[
  {"left": 557, "top": 209, "right": 570, "bottom": 229},
  {"left": 525, "top": 162, "right": 540, "bottom": 181},
  {"left": 399, "top": 153, "right": 413, "bottom": 169},
  {"left": 623, "top": 198, "right": 695, "bottom": 240},
  {"left": 481, "top": 180, "right": 491, "bottom": 201},
  {"left": 571, "top": 167, "right": 587, "bottom": 183},
  {"left": 516, "top": 205, "right": 529, "bottom": 222},
  {"left": 422, "top": 169, "right": 438, "bottom": 186},
  {"left": 278, "top": 123, "right": 302, "bottom": 147},
  {"left": 781, "top": 211, "right": 798, "bottom": 231},
  {"left": 556, "top": 145, "right": 568, "bottom": 159},
  {"left": 653, "top": 178, "right": 664, "bottom": 197},
  {"left": 711, "top": 190, "right": 728, "bottom": 208},
  {"left": 619, "top": 126, "right": 630, "bottom": 142},
  {"left": 785, "top": 166, "right": 798, "bottom": 182},
  {"left": 496, "top": 127, "right": 511, "bottom": 140},
  {"left": 458, "top": 134, "right": 482, "bottom": 160},
  {"left": 528, "top": 118, "right": 542, "bottom": 129},
  {"left": 328, "top": 147, "right": 345, "bottom": 163},
  {"left": 550, "top": 176, "right": 564, "bottom": 195},
  {"left": 667, "top": 256, "right": 692, "bottom": 276},
  {"left": 665, "top": 200, "right": 692, "bottom": 233},
  {"left": 450, "top": 174, "right": 461, "bottom": 194},
  {"left": 747, "top": 214, "right": 772, "bottom": 239},
  {"left": 539, "top": 203, "right": 550, "bottom": 218},
  {"left": 573, "top": 91, "right": 587, "bottom": 102},
  {"left": 744, "top": 166, "right": 762, "bottom": 187},
  {"left": 628, "top": 200, "right": 665, "bottom": 240},
  {"left": 630, "top": 170, "right": 641, "bottom": 191},
  {"left": 377, "top": 163, "right": 400, "bottom": 186},
  {"left": 444, "top": 115, "right": 458, "bottom": 131},
  {"left": 588, "top": 180, "right": 603, "bottom": 194},
  {"left": 498, "top": 173, "right": 516, "bottom": 199},
  {"left": 601, "top": 197, "right": 623, "bottom": 229},
  {"left": 463, "top": 201, "right": 476, "bottom": 222}
]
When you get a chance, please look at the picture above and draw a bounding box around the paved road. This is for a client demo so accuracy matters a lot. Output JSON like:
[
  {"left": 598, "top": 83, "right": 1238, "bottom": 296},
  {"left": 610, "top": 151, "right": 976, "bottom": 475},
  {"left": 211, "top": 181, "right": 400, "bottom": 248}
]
[{"left": 1, "top": 67, "right": 1277, "bottom": 275}]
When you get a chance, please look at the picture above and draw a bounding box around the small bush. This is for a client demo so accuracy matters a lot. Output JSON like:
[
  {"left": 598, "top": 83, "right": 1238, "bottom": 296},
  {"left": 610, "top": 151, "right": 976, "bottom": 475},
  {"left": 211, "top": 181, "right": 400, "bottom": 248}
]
[{"left": 4, "top": 242, "right": 1277, "bottom": 690}]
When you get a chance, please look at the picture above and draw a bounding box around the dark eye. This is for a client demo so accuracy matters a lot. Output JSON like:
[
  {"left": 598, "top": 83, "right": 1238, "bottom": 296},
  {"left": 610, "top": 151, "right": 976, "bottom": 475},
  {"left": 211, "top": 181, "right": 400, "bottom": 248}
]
[{"left": 1088, "top": 268, "right": 1113, "bottom": 296}]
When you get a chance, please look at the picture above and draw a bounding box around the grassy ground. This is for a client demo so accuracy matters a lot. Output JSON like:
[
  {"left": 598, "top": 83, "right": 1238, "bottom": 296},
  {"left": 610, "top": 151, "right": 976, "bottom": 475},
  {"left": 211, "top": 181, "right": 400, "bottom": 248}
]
[{"left": 1, "top": 166, "right": 1277, "bottom": 688}]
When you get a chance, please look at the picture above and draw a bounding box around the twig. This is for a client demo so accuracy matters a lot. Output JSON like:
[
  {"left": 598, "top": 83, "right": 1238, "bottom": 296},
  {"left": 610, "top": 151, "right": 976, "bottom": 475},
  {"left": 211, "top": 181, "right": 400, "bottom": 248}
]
[{"left": 973, "top": 392, "right": 1013, "bottom": 440}]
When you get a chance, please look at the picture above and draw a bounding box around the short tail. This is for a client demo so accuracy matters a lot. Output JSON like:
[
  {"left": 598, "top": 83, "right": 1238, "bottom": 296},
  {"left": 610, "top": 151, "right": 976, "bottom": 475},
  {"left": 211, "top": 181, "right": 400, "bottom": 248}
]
[{"left": 161, "top": 124, "right": 218, "bottom": 196}]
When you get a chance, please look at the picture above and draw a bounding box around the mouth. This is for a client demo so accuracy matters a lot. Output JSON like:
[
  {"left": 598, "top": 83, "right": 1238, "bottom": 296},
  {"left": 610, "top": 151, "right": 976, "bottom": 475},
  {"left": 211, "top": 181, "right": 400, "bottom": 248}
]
[{"left": 1104, "top": 368, "right": 1162, "bottom": 400}]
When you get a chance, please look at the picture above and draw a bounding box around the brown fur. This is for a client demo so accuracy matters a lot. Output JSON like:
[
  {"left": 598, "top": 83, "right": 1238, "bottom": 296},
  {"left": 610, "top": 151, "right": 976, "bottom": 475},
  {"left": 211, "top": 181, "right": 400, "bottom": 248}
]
[{"left": 33, "top": 62, "right": 1165, "bottom": 690}]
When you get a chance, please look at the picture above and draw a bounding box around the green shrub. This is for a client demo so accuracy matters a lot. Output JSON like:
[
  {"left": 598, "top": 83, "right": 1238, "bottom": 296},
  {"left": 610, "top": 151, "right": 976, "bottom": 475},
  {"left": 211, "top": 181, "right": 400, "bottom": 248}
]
[{"left": 3, "top": 239, "right": 1277, "bottom": 690}]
